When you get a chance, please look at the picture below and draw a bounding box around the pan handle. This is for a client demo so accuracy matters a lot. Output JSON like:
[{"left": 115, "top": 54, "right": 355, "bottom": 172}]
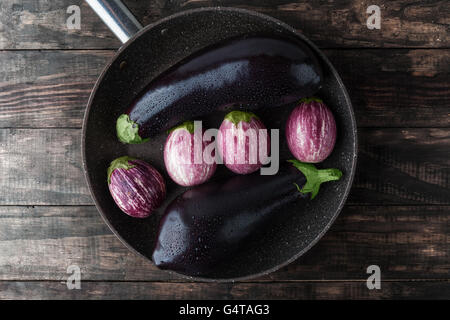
[{"left": 85, "top": 0, "right": 143, "bottom": 43}]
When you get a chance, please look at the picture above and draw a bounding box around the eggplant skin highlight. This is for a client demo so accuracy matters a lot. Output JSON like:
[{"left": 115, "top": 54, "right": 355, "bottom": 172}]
[
  {"left": 151, "top": 161, "right": 342, "bottom": 277},
  {"left": 116, "top": 35, "right": 323, "bottom": 144}
]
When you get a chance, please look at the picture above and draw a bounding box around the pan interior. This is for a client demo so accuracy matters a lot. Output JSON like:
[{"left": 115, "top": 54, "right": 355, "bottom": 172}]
[{"left": 83, "top": 8, "right": 357, "bottom": 280}]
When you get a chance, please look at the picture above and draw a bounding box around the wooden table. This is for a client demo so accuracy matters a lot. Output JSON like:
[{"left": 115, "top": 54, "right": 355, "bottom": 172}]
[{"left": 0, "top": 0, "right": 448, "bottom": 299}]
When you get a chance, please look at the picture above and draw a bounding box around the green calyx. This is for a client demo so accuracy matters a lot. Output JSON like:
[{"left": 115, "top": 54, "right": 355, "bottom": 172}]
[
  {"left": 107, "top": 156, "right": 136, "bottom": 185},
  {"left": 288, "top": 160, "right": 342, "bottom": 200},
  {"left": 299, "top": 97, "right": 323, "bottom": 104},
  {"left": 116, "top": 114, "right": 149, "bottom": 144},
  {"left": 168, "top": 121, "right": 195, "bottom": 134},
  {"left": 224, "top": 110, "right": 260, "bottom": 126}
]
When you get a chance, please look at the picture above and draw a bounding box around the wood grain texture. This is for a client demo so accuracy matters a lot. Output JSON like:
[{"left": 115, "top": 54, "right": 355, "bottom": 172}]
[
  {"left": 0, "top": 50, "right": 113, "bottom": 128},
  {"left": 0, "top": 280, "right": 448, "bottom": 299},
  {"left": 352, "top": 128, "right": 450, "bottom": 205},
  {"left": 0, "top": 129, "right": 91, "bottom": 205},
  {"left": 0, "top": 49, "right": 448, "bottom": 128},
  {"left": 0, "top": 128, "right": 448, "bottom": 205},
  {"left": 0, "top": 0, "right": 448, "bottom": 49},
  {"left": 0, "top": 0, "right": 448, "bottom": 300},
  {"left": 328, "top": 49, "right": 450, "bottom": 128},
  {"left": 0, "top": 206, "right": 180, "bottom": 281},
  {"left": 0, "top": 205, "right": 448, "bottom": 281}
]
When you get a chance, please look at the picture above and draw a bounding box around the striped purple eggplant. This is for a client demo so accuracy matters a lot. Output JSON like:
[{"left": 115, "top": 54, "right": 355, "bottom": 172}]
[
  {"left": 164, "top": 121, "right": 217, "bottom": 186},
  {"left": 285, "top": 98, "right": 336, "bottom": 163},
  {"left": 217, "top": 111, "right": 270, "bottom": 175},
  {"left": 107, "top": 156, "right": 166, "bottom": 218}
]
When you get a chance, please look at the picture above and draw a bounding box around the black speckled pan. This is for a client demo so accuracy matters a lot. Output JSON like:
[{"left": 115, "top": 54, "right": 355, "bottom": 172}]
[{"left": 82, "top": 5, "right": 357, "bottom": 281}]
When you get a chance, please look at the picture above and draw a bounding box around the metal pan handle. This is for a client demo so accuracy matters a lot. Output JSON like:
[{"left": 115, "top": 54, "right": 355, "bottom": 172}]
[{"left": 85, "top": 0, "right": 143, "bottom": 43}]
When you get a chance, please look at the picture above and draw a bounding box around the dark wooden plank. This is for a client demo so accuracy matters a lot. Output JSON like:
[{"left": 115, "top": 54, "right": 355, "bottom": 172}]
[
  {"left": 0, "top": 280, "right": 448, "bottom": 299},
  {"left": 327, "top": 49, "right": 450, "bottom": 128},
  {"left": 270, "top": 205, "right": 450, "bottom": 280},
  {"left": 0, "top": 0, "right": 448, "bottom": 49},
  {"left": 350, "top": 128, "right": 450, "bottom": 205},
  {"left": 0, "top": 129, "right": 92, "bottom": 205},
  {"left": 0, "top": 205, "right": 448, "bottom": 281},
  {"left": 1, "top": 128, "right": 448, "bottom": 205},
  {"left": 0, "top": 1, "right": 119, "bottom": 50},
  {"left": 171, "top": 0, "right": 450, "bottom": 49},
  {"left": 0, "top": 49, "right": 448, "bottom": 128},
  {"left": 0, "top": 206, "right": 182, "bottom": 281},
  {"left": 0, "top": 50, "right": 114, "bottom": 128}
]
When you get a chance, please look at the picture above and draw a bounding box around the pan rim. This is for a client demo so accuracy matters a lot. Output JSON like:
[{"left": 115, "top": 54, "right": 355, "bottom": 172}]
[{"left": 82, "top": 6, "right": 358, "bottom": 282}]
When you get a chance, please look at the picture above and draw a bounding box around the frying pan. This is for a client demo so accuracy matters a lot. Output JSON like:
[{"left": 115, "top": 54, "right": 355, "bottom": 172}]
[{"left": 83, "top": 0, "right": 357, "bottom": 281}]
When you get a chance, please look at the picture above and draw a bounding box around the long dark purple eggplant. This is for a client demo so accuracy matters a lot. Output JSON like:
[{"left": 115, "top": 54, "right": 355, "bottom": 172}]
[
  {"left": 152, "top": 161, "right": 342, "bottom": 276},
  {"left": 116, "top": 36, "right": 323, "bottom": 144}
]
